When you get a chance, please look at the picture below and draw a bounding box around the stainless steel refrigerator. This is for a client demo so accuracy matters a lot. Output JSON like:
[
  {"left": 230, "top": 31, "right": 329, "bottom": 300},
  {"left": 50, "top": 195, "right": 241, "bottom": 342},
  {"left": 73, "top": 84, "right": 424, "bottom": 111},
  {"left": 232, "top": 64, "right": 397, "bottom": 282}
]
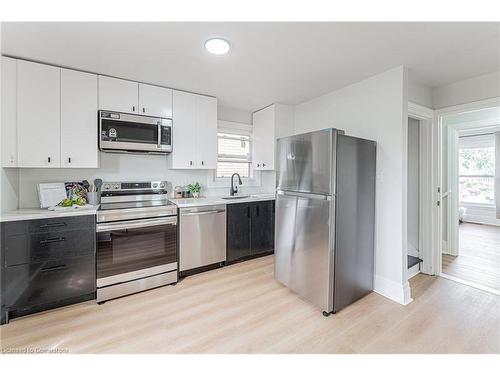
[{"left": 275, "top": 128, "right": 376, "bottom": 316}]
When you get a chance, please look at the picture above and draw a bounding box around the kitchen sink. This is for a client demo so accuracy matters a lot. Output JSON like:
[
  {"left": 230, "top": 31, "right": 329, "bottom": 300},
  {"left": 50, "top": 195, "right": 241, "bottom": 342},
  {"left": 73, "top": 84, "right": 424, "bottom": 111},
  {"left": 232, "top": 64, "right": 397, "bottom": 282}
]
[{"left": 220, "top": 195, "right": 250, "bottom": 200}]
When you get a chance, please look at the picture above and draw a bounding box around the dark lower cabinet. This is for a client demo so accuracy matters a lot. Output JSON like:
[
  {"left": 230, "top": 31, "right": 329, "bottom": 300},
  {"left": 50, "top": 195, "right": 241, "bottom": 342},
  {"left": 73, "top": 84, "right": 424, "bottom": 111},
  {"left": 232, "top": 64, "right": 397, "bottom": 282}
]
[
  {"left": 1, "top": 215, "right": 96, "bottom": 324},
  {"left": 226, "top": 203, "right": 252, "bottom": 262},
  {"left": 227, "top": 200, "right": 275, "bottom": 264}
]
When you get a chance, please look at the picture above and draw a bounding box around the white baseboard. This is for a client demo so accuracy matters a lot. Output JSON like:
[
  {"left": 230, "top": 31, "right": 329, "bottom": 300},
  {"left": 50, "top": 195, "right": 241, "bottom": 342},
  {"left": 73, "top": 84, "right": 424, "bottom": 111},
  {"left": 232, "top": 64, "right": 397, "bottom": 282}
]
[
  {"left": 463, "top": 216, "right": 500, "bottom": 226},
  {"left": 407, "top": 263, "right": 421, "bottom": 279},
  {"left": 374, "top": 275, "right": 413, "bottom": 305}
]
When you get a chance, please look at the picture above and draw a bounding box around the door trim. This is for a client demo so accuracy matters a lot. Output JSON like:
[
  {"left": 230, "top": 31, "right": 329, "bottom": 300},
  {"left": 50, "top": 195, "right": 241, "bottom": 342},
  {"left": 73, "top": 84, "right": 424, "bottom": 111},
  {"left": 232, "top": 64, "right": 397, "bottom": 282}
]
[
  {"left": 408, "top": 102, "right": 436, "bottom": 277},
  {"left": 433, "top": 97, "right": 500, "bottom": 277}
]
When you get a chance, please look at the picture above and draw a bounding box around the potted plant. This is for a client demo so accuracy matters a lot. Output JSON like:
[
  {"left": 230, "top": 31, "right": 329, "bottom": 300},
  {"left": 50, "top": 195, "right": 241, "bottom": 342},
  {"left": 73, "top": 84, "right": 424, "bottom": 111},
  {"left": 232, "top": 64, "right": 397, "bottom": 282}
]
[{"left": 188, "top": 182, "right": 202, "bottom": 198}]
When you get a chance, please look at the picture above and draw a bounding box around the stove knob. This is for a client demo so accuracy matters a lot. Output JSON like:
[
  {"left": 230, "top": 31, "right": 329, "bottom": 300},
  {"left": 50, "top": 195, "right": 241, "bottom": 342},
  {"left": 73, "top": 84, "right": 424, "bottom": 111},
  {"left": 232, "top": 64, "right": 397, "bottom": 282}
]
[
  {"left": 152, "top": 183, "right": 158, "bottom": 188},
  {"left": 113, "top": 184, "right": 120, "bottom": 190},
  {"left": 159, "top": 183, "right": 165, "bottom": 188},
  {"left": 104, "top": 184, "right": 111, "bottom": 190}
]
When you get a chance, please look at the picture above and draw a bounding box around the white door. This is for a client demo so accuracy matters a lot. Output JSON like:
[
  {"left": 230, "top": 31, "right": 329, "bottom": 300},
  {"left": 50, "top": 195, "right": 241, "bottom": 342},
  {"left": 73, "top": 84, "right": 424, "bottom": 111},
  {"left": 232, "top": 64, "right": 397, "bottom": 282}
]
[
  {"left": 138, "top": 83, "right": 173, "bottom": 118},
  {"left": 1, "top": 57, "right": 17, "bottom": 167},
  {"left": 17, "top": 60, "right": 61, "bottom": 168},
  {"left": 61, "top": 69, "right": 99, "bottom": 168},
  {"left": 195, "top": 95, "right": 217, "bottom": 169},
  {"left": 171, "top": 90, "right": 197, "bottom": 168},
  {"left": 98, "top": 76, "right": 138, "bottom": 114},
  {"left": 252, "top": 105, "right": 275, "bottom": 170}
]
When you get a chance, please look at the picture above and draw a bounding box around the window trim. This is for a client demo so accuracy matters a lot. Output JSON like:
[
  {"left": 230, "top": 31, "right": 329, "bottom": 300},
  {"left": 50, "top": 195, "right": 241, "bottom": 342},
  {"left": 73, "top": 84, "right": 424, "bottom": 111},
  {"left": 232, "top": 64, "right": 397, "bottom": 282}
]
[
  {"left": 207, "top": 120, "right": 261, "bottom": 188},
  {"left": 458, "top": 139, "right": 496, "bottom": 206}
]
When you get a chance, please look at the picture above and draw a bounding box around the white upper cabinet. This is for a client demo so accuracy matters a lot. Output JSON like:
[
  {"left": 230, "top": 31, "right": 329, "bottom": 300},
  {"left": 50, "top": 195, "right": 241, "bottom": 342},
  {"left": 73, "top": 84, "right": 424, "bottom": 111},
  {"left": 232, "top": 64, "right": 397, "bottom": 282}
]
[
  {"left": 170, "top": 90, "right": 217, "bottom": 169},
  {"left": 195, "top": 95, "right": 217, "bottom": 169},
  {"left": 171, "top": 90, "right": 197, "bottom": 168},
  {"left": 1, "top": 57, "right": 17, "bottom": 167},
  {"left": 252, "top": 103, "right": 294, "bottom": 171},
  {"left": 138, "top": 83, "right": 173, "bottom": 118},
  {"left": 17, "top": 60, "right": 61, "bottom": 168},
  {"left": 61, "top": 69, "right": 99, "bottom": 168},
  {"left": 98, "top": 76, "right": 138, "bottom": 113},
  {"left": 252, "top": 105, "right": 276, "bottom": 170}
]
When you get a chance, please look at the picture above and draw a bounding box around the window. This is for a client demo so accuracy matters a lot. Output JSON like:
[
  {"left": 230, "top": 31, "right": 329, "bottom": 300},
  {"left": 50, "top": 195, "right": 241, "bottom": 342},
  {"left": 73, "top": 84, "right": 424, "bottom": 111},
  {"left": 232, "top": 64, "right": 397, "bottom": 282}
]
[
  {"left": 216, "top": 123, "right": 253, "bottom": 179},
  {"left": 459, "top": 134, "right": 495, "bottom": 205}
]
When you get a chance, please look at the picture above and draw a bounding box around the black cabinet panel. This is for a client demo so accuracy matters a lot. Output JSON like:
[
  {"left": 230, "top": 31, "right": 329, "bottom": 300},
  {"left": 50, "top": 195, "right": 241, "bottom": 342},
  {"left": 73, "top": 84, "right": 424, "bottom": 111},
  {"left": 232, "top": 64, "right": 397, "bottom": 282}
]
[
  {"left": 250, "top": 201, "right": 275, "bottom": 255},
  {"left": 2, "top": 215, "right": 95, "bottom": 235},
  {"left": 5, "top": 229, "right": 95, "bottom": 266},
  {"left": 226, "top": 203, "right": 251, "bottom": 262},
  {"left": 1, "top": 215, "right": 96, "bottom": 324},
  {"left": 226, "top": 200, "right": 275, "bottom": 264},
  {"left": 5, "top": 254, "right": 96, "bottom": 309}
]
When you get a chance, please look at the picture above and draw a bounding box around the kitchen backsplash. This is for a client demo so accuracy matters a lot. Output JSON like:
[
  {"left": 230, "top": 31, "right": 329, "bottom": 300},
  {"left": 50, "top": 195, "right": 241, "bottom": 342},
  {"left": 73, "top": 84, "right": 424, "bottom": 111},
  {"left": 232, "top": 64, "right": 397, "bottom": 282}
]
[{"left": 16, "top": 152, "right": 276, "bottom": 208}]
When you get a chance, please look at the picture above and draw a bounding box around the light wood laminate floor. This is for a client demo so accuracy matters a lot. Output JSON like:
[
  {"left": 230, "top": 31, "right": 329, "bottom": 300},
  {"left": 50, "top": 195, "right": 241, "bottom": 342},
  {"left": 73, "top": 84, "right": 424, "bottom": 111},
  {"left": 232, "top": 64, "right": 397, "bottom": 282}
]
[
  {"left": 443, "top": 223, "right": 500, "bottom": 291},
  {"left": 1, "top": 255, "right": 499, "bottom": 354}
]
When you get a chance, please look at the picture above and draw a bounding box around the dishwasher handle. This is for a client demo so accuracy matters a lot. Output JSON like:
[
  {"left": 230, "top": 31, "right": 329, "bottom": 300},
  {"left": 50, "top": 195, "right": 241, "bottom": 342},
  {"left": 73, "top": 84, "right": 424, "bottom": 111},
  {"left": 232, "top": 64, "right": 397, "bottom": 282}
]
[{"left": 181, "top": 209, "right": 225, "bottom": 216}]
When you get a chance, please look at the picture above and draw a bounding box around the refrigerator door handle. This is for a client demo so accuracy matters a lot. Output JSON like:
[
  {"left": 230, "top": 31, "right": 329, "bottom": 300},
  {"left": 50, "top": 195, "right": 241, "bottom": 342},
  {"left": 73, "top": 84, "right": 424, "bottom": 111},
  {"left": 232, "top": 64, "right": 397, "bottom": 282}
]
[{"left": 277, "top": 190, "right": 332, "bottom": 201}]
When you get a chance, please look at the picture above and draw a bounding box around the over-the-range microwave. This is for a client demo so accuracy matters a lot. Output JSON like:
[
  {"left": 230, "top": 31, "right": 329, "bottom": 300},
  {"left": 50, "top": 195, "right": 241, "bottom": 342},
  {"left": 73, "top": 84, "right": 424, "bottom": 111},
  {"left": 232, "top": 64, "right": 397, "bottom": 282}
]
[{"left": 99, "top": 110, "right": 172, "bottom": 154}]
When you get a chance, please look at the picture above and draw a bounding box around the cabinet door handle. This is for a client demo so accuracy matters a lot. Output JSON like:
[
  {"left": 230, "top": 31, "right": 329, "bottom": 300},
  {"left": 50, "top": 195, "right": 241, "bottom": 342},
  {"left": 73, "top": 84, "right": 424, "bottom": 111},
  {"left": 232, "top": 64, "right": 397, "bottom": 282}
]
[
  {"left": 39, "top": 222, "right": 67, "bottom": 228},
  {"left": 41, "top": 264, "right": 67, "bottom": 272},
  {"left": 48, "top": 157, "right": 51, "bottom": 163},
  {"left": 262, "top": 163, "right": 266, "bottom": 167},
  {"left": 142, "top": 107, "right": 146, "bottom": 113},
  {"left": 190, "top": 161, "right": 193, "bottom": 166},
  {"left": 39, "top": 237, "right": 66, "bottom": 246},
  {"left": 257, "top": 163, "right": 260, "bottom": 167},
  {"left": 201, "top": 161, "right": 204, "bottom": 166},
  {"left": 132, "top": 105, "right": 136, "bottom": 112},
  {"left": 68, "top": 157, "right": 71, "bottom": 163}
]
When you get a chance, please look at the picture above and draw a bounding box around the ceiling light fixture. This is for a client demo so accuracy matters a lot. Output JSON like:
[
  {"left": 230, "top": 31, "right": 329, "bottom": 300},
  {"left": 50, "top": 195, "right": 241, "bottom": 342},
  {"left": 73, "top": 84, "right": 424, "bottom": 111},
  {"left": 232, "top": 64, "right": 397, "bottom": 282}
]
[{"left": 205, "top": 38, "right": 231, "bottom": 55}]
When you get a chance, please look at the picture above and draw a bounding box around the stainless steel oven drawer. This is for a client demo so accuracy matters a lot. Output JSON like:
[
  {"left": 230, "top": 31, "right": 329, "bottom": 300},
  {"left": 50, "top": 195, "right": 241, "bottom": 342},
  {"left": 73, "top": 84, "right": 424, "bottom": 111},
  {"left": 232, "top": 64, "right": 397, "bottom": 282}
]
[{"left": 97, "top": 270, "right": 177, "bottom": 303}]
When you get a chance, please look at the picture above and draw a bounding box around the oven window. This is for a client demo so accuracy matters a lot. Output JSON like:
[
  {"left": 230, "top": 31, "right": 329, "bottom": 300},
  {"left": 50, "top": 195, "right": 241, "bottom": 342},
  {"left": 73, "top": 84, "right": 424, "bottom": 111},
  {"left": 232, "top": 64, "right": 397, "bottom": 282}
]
[
  {"left": 97, "top": 223, "right": 177, "bottom": 279},
  {"left": 101, "top": 119, "right": 158, "bottom": 144}
]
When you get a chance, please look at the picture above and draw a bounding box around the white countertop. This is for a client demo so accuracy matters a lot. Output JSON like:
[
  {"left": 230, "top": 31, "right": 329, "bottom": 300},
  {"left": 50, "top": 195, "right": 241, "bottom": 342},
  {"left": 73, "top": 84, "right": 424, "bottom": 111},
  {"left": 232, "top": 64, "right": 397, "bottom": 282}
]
[
  {"left": 0, "top": 206, "right": 99, "bottom": 222},
  {"left": 168, "top": 193, "right": 275, "bottom": 208},
  {"left": 0, "top": 194, "right": 275, "bottom": 221}
]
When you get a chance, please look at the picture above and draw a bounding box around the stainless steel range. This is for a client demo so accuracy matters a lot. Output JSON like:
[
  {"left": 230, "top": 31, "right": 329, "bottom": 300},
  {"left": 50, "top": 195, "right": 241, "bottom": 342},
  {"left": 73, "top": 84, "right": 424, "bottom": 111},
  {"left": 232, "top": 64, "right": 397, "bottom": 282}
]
[{"left": 96, "top": 181, "right": 178, "bottom": 303}]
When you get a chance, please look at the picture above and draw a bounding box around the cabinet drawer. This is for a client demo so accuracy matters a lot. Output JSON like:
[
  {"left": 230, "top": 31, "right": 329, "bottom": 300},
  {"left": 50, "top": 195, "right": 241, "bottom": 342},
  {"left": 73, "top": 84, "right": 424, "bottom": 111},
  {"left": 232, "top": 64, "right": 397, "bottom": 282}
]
[
  {"left": 5, "top": 254, "right": 96, "bottom": 309},
  {"left": 5, "top": 228, "right": 95, "bottom": 267},
  {"left": 4, "top": 215, "right": 95, "bottom": 235}
]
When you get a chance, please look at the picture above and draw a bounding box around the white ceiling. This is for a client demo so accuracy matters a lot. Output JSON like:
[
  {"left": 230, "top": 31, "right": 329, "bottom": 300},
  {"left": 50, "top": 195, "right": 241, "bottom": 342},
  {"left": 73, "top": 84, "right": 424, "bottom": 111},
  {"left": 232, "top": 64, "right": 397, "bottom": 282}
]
[{"left": 2, "top": 22, "right": 499, "bottom": 112}]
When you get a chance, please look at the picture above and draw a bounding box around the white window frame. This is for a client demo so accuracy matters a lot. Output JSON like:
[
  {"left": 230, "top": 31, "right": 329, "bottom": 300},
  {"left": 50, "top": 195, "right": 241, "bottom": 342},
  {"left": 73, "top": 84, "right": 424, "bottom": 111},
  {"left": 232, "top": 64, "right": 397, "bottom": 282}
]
[
  {"left": 207, "top": 120, "right": 261, "bottom": 188},
  {"left": 458, "top": 133, "right": 496, "bottom": 207}
]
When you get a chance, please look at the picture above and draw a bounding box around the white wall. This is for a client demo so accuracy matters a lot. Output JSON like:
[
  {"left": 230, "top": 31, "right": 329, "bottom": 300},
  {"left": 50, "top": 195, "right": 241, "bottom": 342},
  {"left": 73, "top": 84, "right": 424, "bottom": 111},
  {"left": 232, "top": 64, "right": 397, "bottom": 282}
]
[
  {"left": 293, "top": 66, "right": 410, "bottom": 304},
  {"left": 433, "top": 71, "right": 500, "bottom": 109},
  {"left": 408, "top": 75, "right": 433, "bottom": 109}
]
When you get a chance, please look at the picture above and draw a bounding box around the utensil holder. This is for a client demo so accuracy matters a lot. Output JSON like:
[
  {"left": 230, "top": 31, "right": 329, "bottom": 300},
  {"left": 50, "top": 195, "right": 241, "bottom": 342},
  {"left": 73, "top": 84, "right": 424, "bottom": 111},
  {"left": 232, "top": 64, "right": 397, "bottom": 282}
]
[{"left": 87, "top": 191, "right": 100, "bottom": 206}]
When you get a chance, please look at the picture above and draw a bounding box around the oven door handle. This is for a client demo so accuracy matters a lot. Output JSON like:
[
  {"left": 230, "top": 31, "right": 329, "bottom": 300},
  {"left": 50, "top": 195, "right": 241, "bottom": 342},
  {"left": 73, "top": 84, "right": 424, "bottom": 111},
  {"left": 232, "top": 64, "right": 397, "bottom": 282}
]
[
  {"left": 181, "top": 210, "right": 225, "bottom": 216},
  {"left": 96, "top": 217, "right": 177, "bottom": 232}
]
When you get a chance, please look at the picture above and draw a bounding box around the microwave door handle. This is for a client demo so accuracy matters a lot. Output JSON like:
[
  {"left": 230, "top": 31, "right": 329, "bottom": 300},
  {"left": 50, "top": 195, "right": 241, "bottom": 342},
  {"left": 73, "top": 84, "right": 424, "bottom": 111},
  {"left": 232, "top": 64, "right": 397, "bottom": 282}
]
[{"left": 158, "top": 123, "right": 161, "bottom": 148}]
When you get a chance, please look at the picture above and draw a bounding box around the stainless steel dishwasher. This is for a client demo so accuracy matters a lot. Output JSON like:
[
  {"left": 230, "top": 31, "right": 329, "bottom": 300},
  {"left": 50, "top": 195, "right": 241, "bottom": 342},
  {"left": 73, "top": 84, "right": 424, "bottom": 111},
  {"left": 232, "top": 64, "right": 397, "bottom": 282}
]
[{"left": 179, "top": 204, "right": 226, "bottom": 274}]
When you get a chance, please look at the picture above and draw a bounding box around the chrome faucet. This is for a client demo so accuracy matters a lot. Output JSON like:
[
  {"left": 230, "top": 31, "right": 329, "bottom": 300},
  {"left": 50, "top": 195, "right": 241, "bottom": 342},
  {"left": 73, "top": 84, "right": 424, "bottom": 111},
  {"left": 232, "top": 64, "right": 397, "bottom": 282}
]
[{"left": 230, "top": 173, "right": 242, "bottom": 196}]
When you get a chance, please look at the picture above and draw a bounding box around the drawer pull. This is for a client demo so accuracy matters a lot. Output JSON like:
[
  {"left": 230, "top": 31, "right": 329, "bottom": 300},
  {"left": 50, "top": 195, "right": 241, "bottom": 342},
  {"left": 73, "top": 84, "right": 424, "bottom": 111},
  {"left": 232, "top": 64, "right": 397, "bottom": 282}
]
[
  {"left": 39, "top": 222, "right": 67, "bottom": 228},
  {"left": 40, "top": 237, "right": 66, "bottom": 245},
  {"left": 41, "top": 264, "right": 67, "bottom": 272}
]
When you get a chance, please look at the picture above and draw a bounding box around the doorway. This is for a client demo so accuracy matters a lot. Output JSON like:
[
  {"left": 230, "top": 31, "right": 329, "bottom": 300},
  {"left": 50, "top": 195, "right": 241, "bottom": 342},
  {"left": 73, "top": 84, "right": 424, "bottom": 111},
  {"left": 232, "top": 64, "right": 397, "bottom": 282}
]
[
  {"left": 440, "top": 106, "right": 500, "bottom": 293},
  {"left": 407, "top": 117, "right": 423, "bottom": 277},
  {"left": 405, "top": 103, "right": 436, "bottom": 284}
]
